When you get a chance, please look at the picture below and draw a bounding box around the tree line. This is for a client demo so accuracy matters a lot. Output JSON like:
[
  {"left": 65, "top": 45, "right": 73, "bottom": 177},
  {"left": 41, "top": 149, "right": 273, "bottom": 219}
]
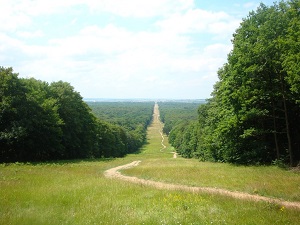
[
  {"left": 158, "top": 102, "right": 200, "bottom": 159},
  {"left": 87, "top": 102, "right": 153, "bottom": 132},
  {"left": 0, "top": 67, "right": 153, "bottom": 162},
  {"left": 87, "top": 102, "right": 154, "bottom": 157},
  {"left": 166, "top": 0, "right": 300, "bottom": 166},
  {"left": 158, "top": 102, "right": 200, "bottom": 135}
]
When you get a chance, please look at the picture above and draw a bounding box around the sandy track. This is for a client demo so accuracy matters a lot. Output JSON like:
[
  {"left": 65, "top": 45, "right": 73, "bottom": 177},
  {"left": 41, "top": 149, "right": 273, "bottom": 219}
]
[
  {"left": 104, "top": 160, "right": 300, "bottom": 210},
  {"left": 159, "top": 130, "right": 166, "bottom": 152},
  {"left": 155, "top": 104, "right": 167, "bottom": 152},
  {"left": 171, "top": 152, "right": 177, "bottom": 158}
]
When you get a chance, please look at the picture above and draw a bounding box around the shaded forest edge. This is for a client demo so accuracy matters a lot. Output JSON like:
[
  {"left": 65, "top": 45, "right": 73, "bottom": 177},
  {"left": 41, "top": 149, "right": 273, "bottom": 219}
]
[
  {"left": 0, "top": 67, "right": 154, "bottom": 162},
  {"left": 165, "top": 1, "right": 300, "bottom": 166}
]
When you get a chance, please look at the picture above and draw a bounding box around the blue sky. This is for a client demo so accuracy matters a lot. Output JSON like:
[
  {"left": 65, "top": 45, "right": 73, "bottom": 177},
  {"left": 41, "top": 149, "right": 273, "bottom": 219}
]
[{"left": 1, "top": 0, "right": 275, "bottom": 99}]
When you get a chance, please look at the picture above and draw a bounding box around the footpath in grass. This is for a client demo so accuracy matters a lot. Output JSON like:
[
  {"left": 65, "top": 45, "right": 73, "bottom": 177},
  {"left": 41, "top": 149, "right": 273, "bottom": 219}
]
[
  {"left": 0, "top": 103, "right": 300, "bottom": 224},
  {"left": 110, "top": 104, "right": 300, "bottom": 205}
]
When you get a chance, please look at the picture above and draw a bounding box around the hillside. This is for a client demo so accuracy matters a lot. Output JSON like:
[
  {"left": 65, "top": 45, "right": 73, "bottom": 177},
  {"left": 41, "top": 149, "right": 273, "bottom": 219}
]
[{"left": 1, "top": 103, "right": 300, "bottom": 224}]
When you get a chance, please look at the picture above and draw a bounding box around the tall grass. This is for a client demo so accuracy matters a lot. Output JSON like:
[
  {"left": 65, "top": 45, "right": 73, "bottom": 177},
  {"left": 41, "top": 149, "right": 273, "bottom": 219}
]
[
  {"left": 1, "top": 109, "right": 299, "bottom": 224},
  {"left": 1, "top": 160, "right": 299, "bottom": 225}
]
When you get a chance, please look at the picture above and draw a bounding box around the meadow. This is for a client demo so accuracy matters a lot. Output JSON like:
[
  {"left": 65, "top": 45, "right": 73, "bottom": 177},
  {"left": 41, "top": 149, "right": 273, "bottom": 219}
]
[{"left": 1, "top": 104, "right": 300, "bottom": 224}]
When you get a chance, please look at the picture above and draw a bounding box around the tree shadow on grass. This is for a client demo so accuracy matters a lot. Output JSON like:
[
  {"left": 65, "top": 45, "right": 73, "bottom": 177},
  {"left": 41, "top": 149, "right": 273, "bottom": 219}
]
[
  {"left": 130, "top": 140, "right": 150, "bottom": 155},
  {"left": 2, "top": 157, "right": 116, "bottom": 167}
]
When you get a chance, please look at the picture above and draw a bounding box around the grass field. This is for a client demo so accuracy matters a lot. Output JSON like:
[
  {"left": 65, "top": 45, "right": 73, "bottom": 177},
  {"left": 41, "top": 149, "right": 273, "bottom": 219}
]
[{"left": 1, "top": 106, "right": 300, "bottom": 224}]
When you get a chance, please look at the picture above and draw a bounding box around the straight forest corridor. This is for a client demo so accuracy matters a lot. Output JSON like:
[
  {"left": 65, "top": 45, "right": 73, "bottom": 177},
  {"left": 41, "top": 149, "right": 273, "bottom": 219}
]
[
  {"left": 104, "top": 103, "right": 300, "bottom": 210},
  {"left": 2, "top": 103, "right": 299, "bottom": 224}
]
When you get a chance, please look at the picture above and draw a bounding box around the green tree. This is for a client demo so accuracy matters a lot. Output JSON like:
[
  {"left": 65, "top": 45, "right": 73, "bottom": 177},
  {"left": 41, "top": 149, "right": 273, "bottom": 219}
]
[
  {"left": 49, "top": 81, "right": 98, "bottom": 159},
  {"left": 282, "top": 0, "right": 300, "bottom": 99},
  {"left": 0, "top": 67, "right": 28, "bottom": 161},
  {"left": 20, "top": 78, "right": 63, "bottom": 160},
  {"left": 0, "top": 69, "right": 63, "bottom": 161},
  {"left": 195, "top": 1, "right": 300, "bottom": 165}
]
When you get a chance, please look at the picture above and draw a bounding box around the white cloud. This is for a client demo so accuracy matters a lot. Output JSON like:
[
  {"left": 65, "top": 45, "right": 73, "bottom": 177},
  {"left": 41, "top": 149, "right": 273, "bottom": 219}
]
[
  {"left": 48, "top": 24, "right": 133, "bottom": 57},
  {"left": 85, "top": 0, "right": 194, "bottom": 17},
  {"left": 16, "top": 30, "right": 44, "bottom": 39},
  {"left": 0, "top": 0, "right": 253, "bottom": 98},
  {"left": 155, "top": 8, "right": 239, "bottom": 38},
  {"left": 203, "top": 43, "right": 232, "bottom": 57},
  {"left": 0, "top": 1, "right": 31, "bottom": 31},
  {"left": 244, "top": 2, "right": 258, "bottom": 9},
  {"left": 0, "top": 19, "right": 231, "bottom": 98},
  {"left": 0, "top": 0, "right": 194, "bottom": 31}
]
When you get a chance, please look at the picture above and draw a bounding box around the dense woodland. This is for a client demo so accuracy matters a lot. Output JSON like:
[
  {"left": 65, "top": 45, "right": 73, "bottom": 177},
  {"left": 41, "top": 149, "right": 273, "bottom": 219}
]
[
  {"left": 158, "top": 102, "right": 200, "bottom": 135},
  {"left": 87, "top": 102, "right": 154, "bottom": 157},
  {"left": 0, "top": 67, "right": 153, "bottom": 162},
  {"left": 158, "top": 102, "right": 200, "bottom": 158},
  {"left": 167, "top": 1, "right": 300, "bottom": 166},
  {"left": 1, "top": 1, "right": 300, "bottom": 166},
  {"left": 87, "top": 102, "right": 153, "bottom": 132}
]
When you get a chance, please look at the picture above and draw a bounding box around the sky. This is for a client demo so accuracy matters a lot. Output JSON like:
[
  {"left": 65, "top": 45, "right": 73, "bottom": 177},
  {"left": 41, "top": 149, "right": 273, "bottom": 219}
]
[{"left": 1, "top": 0, "right": 275, "bottom": 99}]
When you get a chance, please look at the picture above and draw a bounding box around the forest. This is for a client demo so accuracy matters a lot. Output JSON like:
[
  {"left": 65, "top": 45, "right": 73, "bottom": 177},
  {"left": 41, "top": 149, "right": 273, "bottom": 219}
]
[
  {"left": 87, "top": 102, "right": 154, "bottom": 157},
  {"left": 158, "top": 102, "right": 201, "bottom": 135},
  {"left": 0, "top": 67, "right": 153, "bottom": 162},
  {"left": 87, "top": 102, "right": 153, "bottom": 132},
  {"left": 1, "top": 1, "right": 300, "bottom": 166},
  {"left": 158, "top": 102, "right": 201, "bottom": 158},
  {"left": 167, "top": 1, "right": 300, "bottom": 166}
]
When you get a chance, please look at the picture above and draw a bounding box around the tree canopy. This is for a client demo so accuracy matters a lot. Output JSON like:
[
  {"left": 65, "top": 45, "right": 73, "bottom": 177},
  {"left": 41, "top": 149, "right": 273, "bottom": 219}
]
[
  {"left": 166, "top": 0, "right": 300, "bottom": 166},
  {"left": 0, "top": 67, "right": 152, "bottom": 162}
]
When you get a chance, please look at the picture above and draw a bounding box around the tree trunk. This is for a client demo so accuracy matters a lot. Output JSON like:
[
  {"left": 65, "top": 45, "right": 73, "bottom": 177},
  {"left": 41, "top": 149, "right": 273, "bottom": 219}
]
[
  {"left": 280, "top": 72, "right": 293, "bottom": 166},
  {"left": 282, "top": 96, "right": 293, "bottom": 166},
  {"left": 272, "top": 100, "right": 280, "bottom": 159}
]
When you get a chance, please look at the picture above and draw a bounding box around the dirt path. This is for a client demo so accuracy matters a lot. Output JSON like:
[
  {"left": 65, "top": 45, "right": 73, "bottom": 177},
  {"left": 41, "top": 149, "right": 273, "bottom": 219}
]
[
  {"left": 171, "top": 152, "right": 177, "bottom": 158},
  {"left": 104, "top": 160, "right": 300, "bottom": 210},
  {"left": 154, "top": 103, "right": 167, "bottom": 152},
  {"left": 159, "top": 131, "right": 166, "bottom": 152},
  {"left": 104, "top": 103, "right": 300, "bottom": 210}
]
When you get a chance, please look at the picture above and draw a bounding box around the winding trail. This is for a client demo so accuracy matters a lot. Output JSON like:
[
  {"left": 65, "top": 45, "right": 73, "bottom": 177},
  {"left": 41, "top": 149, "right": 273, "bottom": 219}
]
[
  {"left": 104, "top": 103, "right": 300, "bottom": 210},
  {"left": 104, "top": 160, "right": 300, "bottom": 210},
  {"left": 159, "top": 130, "right": 166, "bottom": 152}
]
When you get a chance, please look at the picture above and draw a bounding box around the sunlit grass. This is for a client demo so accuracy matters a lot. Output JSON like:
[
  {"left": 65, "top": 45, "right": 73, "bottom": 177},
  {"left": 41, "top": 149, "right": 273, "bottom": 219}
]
[
  {"left": 1, "top": 160, "right": 300, "bottom": 225},
  {"left": 1, "top": 109, "right": 300, "bottom": 224},
  {"left": 125, "top": 158, "right": 300, "bottom": 201},
  {"left": 125, "top": 115, "right": 300, "bottom": 202}
]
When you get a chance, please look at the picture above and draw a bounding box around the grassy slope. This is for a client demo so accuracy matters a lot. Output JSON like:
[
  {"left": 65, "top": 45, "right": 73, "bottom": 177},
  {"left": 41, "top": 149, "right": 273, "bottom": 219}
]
[{"left": 1, "top": 107, "right": 300, "bottom": 224}]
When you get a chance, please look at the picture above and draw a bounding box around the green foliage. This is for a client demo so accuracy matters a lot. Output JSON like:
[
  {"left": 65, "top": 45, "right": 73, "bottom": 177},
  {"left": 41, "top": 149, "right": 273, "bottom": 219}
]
[
  {"left": 207, "top": 0, "right": 300, "bottom": 165},
  {"left": 166, "top": 1, "right": 300, "bottom": 165},
  {"left": 282, "top": 0, "right": 300, "bottom": 100},
  {"left": 0, "top": 67, "right": 29, "bottom": 161},
  {"left": 20, "top": 78, "right": 64, "bottom": 160},
  {"left": 87, "top": 102, "right": 153, "bottom": 131},
  {"left": 158, "top": 102, "right": 202, "bottom": 158},
  {"left": 88, "top": 102, "right": 154, "bottom": 157},
  {"left": 49, "top": 81, "right": 98, "bottom": 159},
  {"left": 169, "top": 121, "right": 199, "bottom": 158},
  {"left": 0, "top": 67, "right": 152, "bottom": 162},
  {"left": 158, "top": 102, "right": 200, "bottom": 135}
]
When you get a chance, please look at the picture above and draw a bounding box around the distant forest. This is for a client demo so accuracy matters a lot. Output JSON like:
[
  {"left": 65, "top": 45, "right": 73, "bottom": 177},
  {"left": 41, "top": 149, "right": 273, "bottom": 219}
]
[
  {"left": 165, "top": 1, "right": 300, "bottom": 166},
  {"left": 0, "top": 67, "right": 153, "bottom": 162}
]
